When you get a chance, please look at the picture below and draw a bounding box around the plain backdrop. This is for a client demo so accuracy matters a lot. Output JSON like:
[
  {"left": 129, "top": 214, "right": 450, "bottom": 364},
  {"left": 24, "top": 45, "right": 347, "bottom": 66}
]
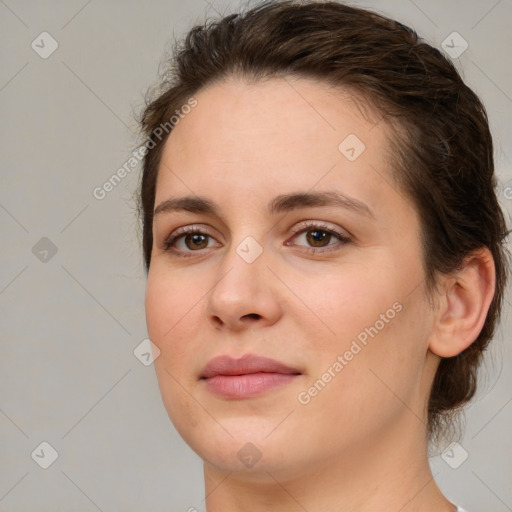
[{"left": 1, "top": 1, "right": 511, "bottom": 511}]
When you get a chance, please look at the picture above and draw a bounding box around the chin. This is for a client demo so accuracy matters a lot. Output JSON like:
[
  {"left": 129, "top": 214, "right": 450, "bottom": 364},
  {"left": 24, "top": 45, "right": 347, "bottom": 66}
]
[{"left": 174, "top": 415, "right": 300, "bottom": 474}]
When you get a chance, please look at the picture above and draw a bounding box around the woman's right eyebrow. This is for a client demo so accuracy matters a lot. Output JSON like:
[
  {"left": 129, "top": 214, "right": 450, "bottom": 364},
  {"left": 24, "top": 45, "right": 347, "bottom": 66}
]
[
  {"left": 153, "top": 191, "right": 375, "bottom": 220},
  {"left": 154, "top": 196, "right": 217, "bottom": 216}
]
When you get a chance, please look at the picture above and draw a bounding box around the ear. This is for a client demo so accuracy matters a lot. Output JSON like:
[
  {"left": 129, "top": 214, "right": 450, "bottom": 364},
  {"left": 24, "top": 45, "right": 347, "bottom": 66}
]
[{"left": 428, "top": 247, "right": 496, "bottom": 358}]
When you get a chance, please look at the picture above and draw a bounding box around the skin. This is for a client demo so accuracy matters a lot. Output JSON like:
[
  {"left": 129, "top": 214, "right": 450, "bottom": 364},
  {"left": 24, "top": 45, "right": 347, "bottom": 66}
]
[{"left": 145, "top": 76, "right": 495, "bottom": 512}]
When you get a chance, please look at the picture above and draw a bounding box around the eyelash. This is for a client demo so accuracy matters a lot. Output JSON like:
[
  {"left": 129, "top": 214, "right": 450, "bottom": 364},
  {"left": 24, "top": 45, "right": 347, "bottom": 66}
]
[{"left": 161, "top": 221, "right": 351, "bottom": 257}]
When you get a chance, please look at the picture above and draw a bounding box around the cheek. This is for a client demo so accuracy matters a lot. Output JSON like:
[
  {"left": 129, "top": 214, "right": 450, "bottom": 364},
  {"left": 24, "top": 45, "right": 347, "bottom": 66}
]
[
  {"left": 145, "top": 269, "right": 199, "bottom": 350},
  {"left": 295, "top": 306, "right": 429, "bottom": 448},
  {"left": 341, "top": 296, "right": 429, "bottom": 424},
  {"left": 287, "top": 260, "right": 399, "bottom": 348},
  {"left": 290, "top": 257, "right": 429, "bottom": 398},
  {"left": 146, "top": 270, "right": 207, "bottom": 437}
]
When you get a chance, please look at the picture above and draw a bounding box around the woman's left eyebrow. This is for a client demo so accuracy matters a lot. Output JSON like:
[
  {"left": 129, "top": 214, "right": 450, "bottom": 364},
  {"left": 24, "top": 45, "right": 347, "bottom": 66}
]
[
  {"left": 153, "top": 190, "right": 375, "bottom": 220},
  {"left": 270, "top": 191, "right": 374, "bottom": 219}
]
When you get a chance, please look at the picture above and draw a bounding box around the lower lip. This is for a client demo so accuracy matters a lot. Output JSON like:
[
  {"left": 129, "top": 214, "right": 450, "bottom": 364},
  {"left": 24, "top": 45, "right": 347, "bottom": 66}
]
[{"left": 202, "top": 373, "right": 299, "bottom": 399}]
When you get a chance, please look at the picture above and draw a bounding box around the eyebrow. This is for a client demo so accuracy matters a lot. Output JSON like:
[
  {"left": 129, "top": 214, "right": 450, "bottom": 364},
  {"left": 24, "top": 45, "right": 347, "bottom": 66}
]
[{"left": 153, "top": 191, "right": 375, "bottom": 220}]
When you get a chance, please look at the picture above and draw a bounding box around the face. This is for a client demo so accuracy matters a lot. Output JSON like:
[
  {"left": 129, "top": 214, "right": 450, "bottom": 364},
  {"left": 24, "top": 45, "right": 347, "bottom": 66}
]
[{"left": 145, "top": 76, "right": 438, "bottom": 480}]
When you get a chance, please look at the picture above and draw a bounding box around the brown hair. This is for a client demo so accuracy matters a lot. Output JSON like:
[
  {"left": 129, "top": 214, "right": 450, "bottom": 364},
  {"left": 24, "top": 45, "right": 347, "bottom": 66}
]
[{"left": 137, "top": 0, "right": 510, "bottom": 442}]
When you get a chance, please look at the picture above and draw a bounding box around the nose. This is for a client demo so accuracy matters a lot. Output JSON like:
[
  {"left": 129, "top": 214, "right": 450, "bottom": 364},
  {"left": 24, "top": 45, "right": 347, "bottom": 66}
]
[{"left": 205, "top": 241, "right": 283, "bottom": 331}]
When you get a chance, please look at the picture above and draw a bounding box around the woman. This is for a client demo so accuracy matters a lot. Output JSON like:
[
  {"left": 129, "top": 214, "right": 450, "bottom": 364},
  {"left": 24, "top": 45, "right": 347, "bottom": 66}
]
[{"left": 137, "top": 1, "right": 510, "bottom": 510}]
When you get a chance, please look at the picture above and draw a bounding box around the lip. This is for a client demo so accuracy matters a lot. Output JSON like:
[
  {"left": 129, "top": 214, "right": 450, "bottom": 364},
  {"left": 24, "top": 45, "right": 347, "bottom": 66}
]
[{"left": 200, "top": 354, "right": 301, "bottom": 399}]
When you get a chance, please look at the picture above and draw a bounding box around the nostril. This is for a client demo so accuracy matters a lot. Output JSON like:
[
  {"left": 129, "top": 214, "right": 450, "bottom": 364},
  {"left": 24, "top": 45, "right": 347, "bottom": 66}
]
[
  {"left": 211, "top": 316, "right": 224, "bottom": 328},
  {"left": 243, "top": 313, "right": 261, "bottom": 320}
]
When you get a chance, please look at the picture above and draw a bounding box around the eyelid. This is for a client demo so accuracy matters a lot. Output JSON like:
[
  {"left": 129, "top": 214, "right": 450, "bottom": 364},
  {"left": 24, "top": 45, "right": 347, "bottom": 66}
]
[{"left": 288, "top": 220, "right": 350, "bottom": 239}]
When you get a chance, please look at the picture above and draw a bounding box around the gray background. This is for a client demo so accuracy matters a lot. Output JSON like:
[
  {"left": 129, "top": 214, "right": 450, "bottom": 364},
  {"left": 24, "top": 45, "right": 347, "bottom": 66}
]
[{"left": 0, "top": 0, "right": 511, "bottom": 511}]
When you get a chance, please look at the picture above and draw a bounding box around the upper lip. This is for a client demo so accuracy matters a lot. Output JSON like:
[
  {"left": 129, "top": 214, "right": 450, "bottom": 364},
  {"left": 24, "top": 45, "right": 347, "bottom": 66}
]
[{"left": 200, "top": 354, "right": 301, "bottom": 379}]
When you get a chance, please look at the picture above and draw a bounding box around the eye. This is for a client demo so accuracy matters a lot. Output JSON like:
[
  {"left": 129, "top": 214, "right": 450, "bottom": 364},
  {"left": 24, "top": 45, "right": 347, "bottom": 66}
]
[
  {"left": 161, "top": 226, "right": 220, "bottom": 256},
  {"left": 285, "top": 221, "right": 351, "bottom": 253},
  {"left": 160, "top": 221, "right": 351, "bottom": 258}
]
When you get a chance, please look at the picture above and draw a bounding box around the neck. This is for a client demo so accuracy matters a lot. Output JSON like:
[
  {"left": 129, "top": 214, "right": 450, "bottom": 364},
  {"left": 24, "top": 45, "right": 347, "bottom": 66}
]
[{"left": 203, "top": 414, "right": 455, "bottom": 512}]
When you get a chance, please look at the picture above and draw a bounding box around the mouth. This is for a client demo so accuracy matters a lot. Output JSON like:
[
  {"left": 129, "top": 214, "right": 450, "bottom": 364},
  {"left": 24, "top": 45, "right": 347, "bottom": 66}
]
[{"left": 199, "top": 354, "right": 302, "bottom": 399}]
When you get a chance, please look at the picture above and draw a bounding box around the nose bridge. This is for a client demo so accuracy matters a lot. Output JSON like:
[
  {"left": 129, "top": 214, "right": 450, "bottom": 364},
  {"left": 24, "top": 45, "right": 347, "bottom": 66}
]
[
  {"left": 212, "top": 234, "right": 266, "bottom": 302},
  {"left": 205, "top": 232, "right": 282, "bottom": 329}
]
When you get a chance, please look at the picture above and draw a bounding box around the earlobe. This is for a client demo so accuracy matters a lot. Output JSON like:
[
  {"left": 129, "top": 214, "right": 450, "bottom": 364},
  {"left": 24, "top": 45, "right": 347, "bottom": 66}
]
[{"left": 428, "top": 247, "right": 496, "bottom": 358}]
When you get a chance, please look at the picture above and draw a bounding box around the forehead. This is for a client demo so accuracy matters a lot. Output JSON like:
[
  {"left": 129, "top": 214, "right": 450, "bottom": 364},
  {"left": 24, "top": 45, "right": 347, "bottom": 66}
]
[
  {"left": 155, "top": 76, "right": 398, "bottom": 217},
  {"left": 164, "top": 76, "right": 386, "bottom": 157}
]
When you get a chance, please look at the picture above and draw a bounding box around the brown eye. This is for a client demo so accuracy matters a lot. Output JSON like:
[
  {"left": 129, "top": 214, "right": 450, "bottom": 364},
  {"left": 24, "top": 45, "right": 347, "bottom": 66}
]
[
  {"left": 305, "top": 229, "right": 332, "bottom": 247},
  {"left": 286, "top": 222, "right": 351, "bottom": 254},
  {"left": 162, "top": 227, "right": 220, "bottom": 254},
  {"left": 184, "top": 233, "right": 209, "bottom": 250}
]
